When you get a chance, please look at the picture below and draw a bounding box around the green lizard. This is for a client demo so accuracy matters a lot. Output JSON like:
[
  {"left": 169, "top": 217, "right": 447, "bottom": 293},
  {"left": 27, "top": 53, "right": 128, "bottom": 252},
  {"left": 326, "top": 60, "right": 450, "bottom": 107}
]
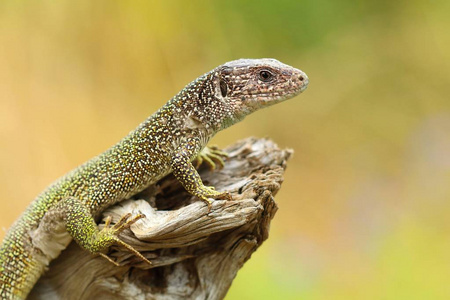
[{"left": 0, "top": 58, "right": 308, "bottom": 299}]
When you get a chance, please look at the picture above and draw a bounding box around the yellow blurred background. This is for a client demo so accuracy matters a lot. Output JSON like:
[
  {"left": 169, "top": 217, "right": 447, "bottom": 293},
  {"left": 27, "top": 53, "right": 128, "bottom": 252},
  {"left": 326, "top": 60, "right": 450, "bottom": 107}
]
[{"left": 1, "top": 1, "right": 450, "bottom": 299}]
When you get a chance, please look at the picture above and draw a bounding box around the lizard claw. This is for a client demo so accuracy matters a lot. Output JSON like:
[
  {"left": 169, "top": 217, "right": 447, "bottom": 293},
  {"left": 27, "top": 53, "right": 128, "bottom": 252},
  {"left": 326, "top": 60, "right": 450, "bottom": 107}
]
[
  {"left": 194, "top": 146, "right": 228, "bottom": 170},
  {"left": 98, "top": 213, "right": 151, "bottom": 266},
  {"left": 111, "top": 213, "right": 145, "bottom": 232},
  {"left": 197, "top": 186, "right": 232, "bottom": 212}
]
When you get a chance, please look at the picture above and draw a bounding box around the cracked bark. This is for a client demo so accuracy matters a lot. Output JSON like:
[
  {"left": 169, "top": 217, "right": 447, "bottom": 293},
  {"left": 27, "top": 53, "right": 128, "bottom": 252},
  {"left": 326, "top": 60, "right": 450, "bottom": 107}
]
[{"left": 29, "top": 137, "right": 293, "bottom": 300}]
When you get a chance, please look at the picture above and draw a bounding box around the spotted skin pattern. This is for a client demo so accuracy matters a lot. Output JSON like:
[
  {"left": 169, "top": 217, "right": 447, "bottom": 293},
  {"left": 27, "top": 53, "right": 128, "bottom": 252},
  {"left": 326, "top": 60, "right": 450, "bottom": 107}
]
[{"left": 0, "top": 58, "right": 308, "bottom": 299}]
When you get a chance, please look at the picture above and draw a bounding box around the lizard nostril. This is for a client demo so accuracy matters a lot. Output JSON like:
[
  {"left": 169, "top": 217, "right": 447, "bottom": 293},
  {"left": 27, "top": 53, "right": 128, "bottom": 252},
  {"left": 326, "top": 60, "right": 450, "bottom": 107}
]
[{"left": 299, "top": 76, "right": 304, "bottom": 81}]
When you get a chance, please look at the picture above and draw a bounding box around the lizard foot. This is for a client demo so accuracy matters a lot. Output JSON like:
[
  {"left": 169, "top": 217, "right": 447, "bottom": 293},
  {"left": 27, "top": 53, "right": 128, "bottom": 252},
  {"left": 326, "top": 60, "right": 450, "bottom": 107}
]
[
  {"left": 196, "top": 186, "right": 232, "bottom": 212},
  {"left": 97, "top": 213, "right": 152, "bottom": 266},
  {"left": 194, "top": 145, "right": 229, "bottom": 170}
]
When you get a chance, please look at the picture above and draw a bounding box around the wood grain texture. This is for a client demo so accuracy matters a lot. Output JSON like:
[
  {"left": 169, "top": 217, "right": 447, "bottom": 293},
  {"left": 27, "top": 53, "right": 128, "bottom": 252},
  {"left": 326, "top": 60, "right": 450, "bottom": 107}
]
[{"left": 29, "top": 137, "right": 292, "bottom": 300}]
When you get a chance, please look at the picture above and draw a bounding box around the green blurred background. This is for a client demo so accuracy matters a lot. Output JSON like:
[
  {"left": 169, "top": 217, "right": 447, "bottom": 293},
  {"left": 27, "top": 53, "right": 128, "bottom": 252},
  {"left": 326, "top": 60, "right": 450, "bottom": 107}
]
[{"left": 1, "top": 1, "right": 449, "bottom": 299}]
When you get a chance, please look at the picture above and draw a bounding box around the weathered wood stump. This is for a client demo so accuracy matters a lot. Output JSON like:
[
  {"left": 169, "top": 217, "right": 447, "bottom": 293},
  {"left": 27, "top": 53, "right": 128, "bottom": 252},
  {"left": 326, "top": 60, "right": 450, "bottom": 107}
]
[{"left": 29, "top": 137, "right": 292, "bottom": 300}]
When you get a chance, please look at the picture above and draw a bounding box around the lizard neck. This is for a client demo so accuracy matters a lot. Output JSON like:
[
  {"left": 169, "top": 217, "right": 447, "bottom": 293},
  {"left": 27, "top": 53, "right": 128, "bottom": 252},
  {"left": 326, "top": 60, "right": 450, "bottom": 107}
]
[{"left": 167, "top": 70, "right": 244, "bottom": 134}]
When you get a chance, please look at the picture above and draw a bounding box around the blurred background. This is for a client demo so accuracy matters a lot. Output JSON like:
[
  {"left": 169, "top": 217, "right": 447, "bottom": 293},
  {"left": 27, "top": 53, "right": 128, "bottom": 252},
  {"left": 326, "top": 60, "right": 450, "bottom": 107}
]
[{"left": 1, "top": 0, "right": 449, "bottom": 299}]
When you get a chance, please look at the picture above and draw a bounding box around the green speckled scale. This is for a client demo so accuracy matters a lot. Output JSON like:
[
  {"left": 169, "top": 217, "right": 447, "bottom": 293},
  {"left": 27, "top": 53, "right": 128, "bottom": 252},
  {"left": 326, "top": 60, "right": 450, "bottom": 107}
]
[{"left": 0, "top": 59, "right": 308, "bottom": 299}]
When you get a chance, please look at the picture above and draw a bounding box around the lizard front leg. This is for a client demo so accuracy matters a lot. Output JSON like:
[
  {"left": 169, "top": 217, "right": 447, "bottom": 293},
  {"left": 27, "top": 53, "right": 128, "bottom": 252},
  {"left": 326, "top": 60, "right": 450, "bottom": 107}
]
[{"left": 171, "top": 137, "right": 232, "bottom": 210}]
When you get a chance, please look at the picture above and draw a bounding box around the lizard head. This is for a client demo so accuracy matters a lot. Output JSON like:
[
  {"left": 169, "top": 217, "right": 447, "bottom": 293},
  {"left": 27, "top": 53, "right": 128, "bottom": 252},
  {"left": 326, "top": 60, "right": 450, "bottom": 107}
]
[{"left": 214, "top": 58, "right": 309, "bottom": 129}]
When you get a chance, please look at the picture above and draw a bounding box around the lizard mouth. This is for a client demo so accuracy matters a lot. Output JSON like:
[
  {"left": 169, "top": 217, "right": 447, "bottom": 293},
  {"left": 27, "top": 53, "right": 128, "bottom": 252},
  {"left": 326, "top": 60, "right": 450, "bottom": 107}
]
[{"left": 258, "top": 82, "right": 308, "bottom": 100}]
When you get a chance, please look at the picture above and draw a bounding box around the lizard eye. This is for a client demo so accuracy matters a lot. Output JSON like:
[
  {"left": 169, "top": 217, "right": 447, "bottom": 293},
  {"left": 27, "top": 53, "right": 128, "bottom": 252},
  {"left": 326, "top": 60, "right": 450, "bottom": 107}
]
[{"left": 258, "top": 70, "right": 274, "bottom": 82}]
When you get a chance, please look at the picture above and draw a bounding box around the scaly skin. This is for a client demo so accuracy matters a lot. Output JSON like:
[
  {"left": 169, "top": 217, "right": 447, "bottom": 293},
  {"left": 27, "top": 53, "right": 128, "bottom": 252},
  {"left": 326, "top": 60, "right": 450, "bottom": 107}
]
[{"left": 0, "top": 58, "right": 308, "bottom": 299}]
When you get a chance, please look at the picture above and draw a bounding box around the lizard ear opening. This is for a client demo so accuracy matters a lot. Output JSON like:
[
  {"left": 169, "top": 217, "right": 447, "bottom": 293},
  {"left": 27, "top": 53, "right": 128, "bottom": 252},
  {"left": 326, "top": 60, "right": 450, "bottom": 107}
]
[{"left": 220, "top": 80, "right": 228, "bottom": 98}]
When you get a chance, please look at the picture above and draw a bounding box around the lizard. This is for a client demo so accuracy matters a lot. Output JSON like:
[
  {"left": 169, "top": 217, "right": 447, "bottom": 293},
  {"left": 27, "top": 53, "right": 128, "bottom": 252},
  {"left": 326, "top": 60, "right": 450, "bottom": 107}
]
[{"left": 0, "top": 58, "right": 308, "bottom": 299}]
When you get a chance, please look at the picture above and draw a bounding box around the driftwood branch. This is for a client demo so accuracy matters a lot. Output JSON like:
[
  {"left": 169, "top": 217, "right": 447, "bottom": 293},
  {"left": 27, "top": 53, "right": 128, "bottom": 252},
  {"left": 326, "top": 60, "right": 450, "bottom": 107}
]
[{"left": 29, "top": 137, "right": 293, "bottom": 300}]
